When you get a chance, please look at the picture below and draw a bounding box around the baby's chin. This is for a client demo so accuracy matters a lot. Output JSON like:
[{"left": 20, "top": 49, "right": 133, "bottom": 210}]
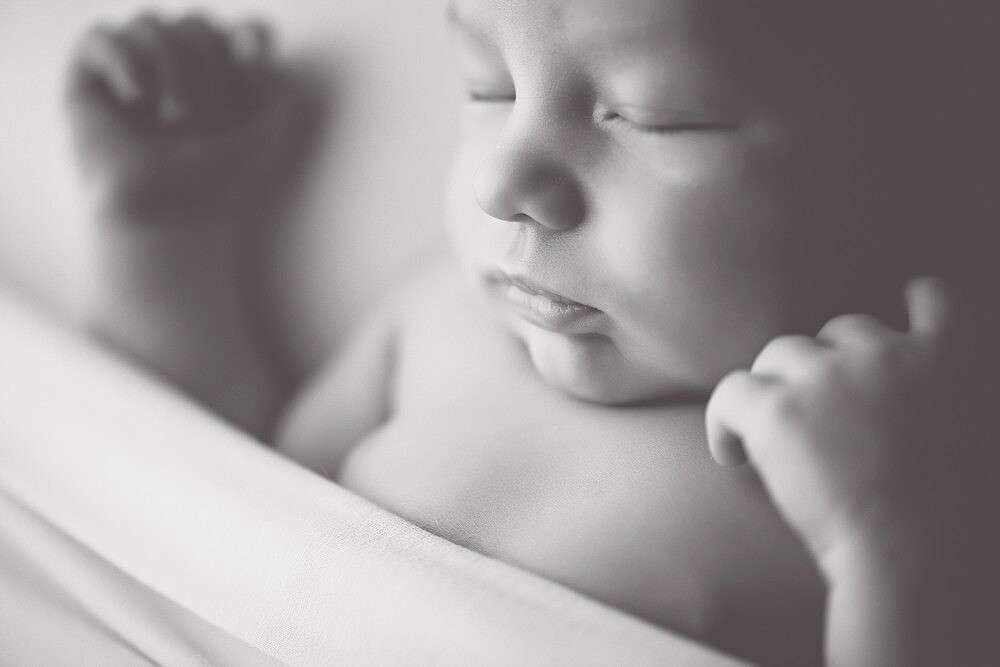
[{"left": 516, "top": 323, "right": 703, "bottom": 406}]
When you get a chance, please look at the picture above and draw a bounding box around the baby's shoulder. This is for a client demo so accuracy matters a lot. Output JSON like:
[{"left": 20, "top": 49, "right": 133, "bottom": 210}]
[
  {"left": 378, "top": 256, "right": 503, "bottom": 357},
  {"left": 274, "top": 256, "right": 508, "bottom": 468},
  {"left": 324, "top": 256, "right": 471, "bottom": 359}
]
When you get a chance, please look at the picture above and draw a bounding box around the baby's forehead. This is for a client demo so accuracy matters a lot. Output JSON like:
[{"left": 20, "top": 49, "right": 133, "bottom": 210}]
[
  {"left": 452, "top": 0, "right": 833, "bottom": 105},
  {"left": 451, "top": 0, "right": 820, "bottom": 77},
  {"left": 451, "top": 0, "right": 969, "bottom": 113},
  {"left": 453, "top": 0, "right": 741, "bottom": 49}
]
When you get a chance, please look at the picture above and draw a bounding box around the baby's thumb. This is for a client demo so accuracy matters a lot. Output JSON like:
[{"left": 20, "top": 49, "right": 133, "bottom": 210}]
[{"left": 905, "top": 276, "right": 954, "bottom": 345}]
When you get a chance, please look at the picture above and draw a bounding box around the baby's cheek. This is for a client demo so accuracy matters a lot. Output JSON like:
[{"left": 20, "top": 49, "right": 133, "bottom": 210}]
[
  {"left": 602, "top": 168, "right": 797, "bottom": 373},
  {"left": 593, "top": 137, "right": 764, "bottom": 283},
  {"left": 594, "top": 174, "right": 737, "bottom": 303},
  {"left": 613, "top": 133, "right": 736, "bottom": 189}
]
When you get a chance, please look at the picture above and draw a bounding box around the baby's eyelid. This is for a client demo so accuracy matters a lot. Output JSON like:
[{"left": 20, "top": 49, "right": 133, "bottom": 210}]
[
  {"left": 597, "top": 107, "right": 739, "bottom": 135},
  {"left": 467, "top": 88, "right": 516, "bottom": 103}
]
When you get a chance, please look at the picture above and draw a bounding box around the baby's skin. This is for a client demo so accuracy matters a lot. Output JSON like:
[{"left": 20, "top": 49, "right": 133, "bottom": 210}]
[
  {"left": 281, "top": 262, "right": 826, "bottom": 665},
  {"left": 68, "top": 3, "right": 983, "bottom": 665}
]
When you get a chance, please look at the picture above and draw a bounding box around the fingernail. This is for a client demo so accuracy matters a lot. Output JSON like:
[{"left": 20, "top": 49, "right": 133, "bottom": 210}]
[{"left": 230, "top": 23, "right": 268, "bottom": 65}]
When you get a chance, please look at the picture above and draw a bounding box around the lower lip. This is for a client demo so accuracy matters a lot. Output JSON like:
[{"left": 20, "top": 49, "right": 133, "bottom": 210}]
[{"left": 494, "top": 281, "right": 601, "bottom": 332}]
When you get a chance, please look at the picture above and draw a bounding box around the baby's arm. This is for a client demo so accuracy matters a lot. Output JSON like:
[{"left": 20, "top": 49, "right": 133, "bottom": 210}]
[
  {"left": 706, "top": 278, "right": 986, "bottom": 665},
  {"left": 67, "top": 14, "right": 307, "bottom": 436},
  {"left": 275, "top": 303, "right": 397, "bottom": 476}
]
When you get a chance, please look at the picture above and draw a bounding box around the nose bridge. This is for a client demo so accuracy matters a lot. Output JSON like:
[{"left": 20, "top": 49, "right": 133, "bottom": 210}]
[{"left": 473, "top": 100, "right": 587, "bottom": 231}]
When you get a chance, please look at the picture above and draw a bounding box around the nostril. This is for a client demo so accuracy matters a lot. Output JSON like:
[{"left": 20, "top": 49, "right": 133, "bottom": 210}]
[
  {"left": 528, "top": 180, "right": 586, "bottom": 231},
  {"left": 473, "top": 148, "right": 586, "bottom": 230}
]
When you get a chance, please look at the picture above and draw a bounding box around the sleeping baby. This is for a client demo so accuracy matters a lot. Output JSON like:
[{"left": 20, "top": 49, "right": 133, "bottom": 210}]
[{"left": 67, "top": 2, "right": 992, "bottom": 664}]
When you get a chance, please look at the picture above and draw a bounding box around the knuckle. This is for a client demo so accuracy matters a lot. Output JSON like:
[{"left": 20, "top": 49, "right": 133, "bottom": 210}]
[
  {"left": 751, "top": 342, "right": 779, "bottom": 373},
  {"left": 819, "top": 313, "right": 848, "bottom": 333},
  {"left": 126, "top": 14, "right": 166, "bottom": 44},
  {"left": 809, "top": 355, "right": 843, "bottom": 383},
  {"left": 177, "top": 11, "right": 206, "bottom": 23},
  {"left": 76, "top": 23, "right": 115, "bottom": 54},
  {"left": 177, "top": 14, "right": 214, "bottom": 36},
  {"left": 752, "top": 334, "right": 819, "bottom": 374},
  {"left": 133, "top": 11, "right": 164, "bottom": 27},
  {"left": 720, "top": 368, "right": 752, "bottom": 392},
  {"left": 861, "top": 337, "right": 905, "bottom": 368},
  {"left": 776, "top": 333, "right": 810, "bottom": 353},
  {"left": 708, "top": 370, "right": 747, "bottom": 408},
  {"left": 760, "top": 335, "right": 792, "bottom": 356},
  {"left": 230, "top": 20, "right": 272, "bottom": 56},
  {"left": 177, "top": 17, "right": 227, "bottom": 58},
  {"left": 822, "top": 313, "right": 879, "bottom": 337},
  {"left": 763, "top": 390, "right": 798, "bottom": 423}
]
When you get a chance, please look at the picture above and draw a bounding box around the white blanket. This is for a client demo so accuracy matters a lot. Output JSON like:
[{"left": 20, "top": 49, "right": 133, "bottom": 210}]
[{"left": 0, "top": 288, "right": 746, "bottom": 666}]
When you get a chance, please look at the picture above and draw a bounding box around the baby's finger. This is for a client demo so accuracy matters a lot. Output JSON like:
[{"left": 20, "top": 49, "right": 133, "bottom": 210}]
[
  {"left": 228, "top": 19, "right": 272, "bottom": 68},
  {"left": 67, "top": 25, "right": 144, "bottom": 105},
  {"left": 173, "top": 15, "right": 231, "bottom": 116},
  {"left": 816, "top": 312, "right": 893, "bottom": 348},
  {"left": 705, "top": 371, "right": 774, "bottom": 466},
  {"left": 751, "top": 334, "right": 826, "bottom": 377},
  {"left": 121, "top": 13, "right": 186, "bottom": 122},
  {"left": 219, "top": 20, "right": 277, "bottom": 116},
  {"left": 906, "top": 277, "right": 953, "bottom": 343}
]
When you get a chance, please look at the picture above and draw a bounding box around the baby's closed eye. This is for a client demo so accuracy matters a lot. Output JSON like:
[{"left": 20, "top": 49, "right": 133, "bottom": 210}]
[
  {"left": 464, "top": 84, "right": 515, "bottom": 104},
  {"left": 597, "top": 107, "right": 741, "bottom": 136}
]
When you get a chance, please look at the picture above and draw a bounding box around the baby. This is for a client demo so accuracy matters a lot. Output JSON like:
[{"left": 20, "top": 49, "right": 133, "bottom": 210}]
[{"left": 67, "top": 2, "right": 994, "bottom": 665}]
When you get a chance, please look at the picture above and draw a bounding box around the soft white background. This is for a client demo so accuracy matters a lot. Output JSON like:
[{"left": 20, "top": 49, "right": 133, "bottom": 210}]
[{"left": 0, "top": 0, "right": 458, "bottom": 372}]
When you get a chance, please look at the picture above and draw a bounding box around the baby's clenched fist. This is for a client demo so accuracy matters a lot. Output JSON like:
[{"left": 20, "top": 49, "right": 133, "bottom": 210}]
[{"left": 67, "top": 12, "right": 306, "bottom": 224}]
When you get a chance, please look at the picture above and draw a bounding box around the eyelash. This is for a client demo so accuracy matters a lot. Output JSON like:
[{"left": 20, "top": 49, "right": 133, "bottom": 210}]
[
  {"left": 600, "top": 111, "right": 736, "bottom": 136},
  {"left": 466, "top": 90, "right": 516, "bottom": 103},
  {"left": 463, "top": 94, "right": 734, "bottom": 136}
]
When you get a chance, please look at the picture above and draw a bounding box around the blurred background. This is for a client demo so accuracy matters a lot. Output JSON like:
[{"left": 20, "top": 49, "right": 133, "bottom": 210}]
[{"left": 0, "top": 0, "right": 458, "bottom": 375}]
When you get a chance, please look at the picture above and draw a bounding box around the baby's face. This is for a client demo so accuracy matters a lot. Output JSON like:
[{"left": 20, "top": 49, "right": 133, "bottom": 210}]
[{"left": 446, "top": 0, "right": 875, "bottom": 404}]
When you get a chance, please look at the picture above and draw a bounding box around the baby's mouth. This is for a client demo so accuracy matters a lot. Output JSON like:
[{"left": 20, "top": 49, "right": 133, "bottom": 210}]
[{"left": 485, "top": 270, "right": 601, "bottom": 332}]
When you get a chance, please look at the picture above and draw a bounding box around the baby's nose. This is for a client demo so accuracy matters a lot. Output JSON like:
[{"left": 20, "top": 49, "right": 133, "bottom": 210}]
[{"left": 473, "top": 151, "right": 586, "bottom": 231}]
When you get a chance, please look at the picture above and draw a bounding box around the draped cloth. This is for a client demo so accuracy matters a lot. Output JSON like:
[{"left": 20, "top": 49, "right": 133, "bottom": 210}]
[{"left": 0, "top": 288, "right": 745, "bottom": 666}]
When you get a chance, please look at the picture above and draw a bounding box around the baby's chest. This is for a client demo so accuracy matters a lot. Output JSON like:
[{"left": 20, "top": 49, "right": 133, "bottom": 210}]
[
  {"left": 336, "top": 335, "right": 820, "bottom": 646},
  {"left": 337, "top": 381, "right": 710, "bottom": 599},
  {"left": 336, "top": 283, "right": 824, "bottom": 662},
  {"left": 335, "top": 347, "right": 598, "bottom": 550},
  {"left": 336, "top": 317, "right": 682, "bottom": 557},
  {"left": 336, "top": 383, "right": 822, "bottom": 662}
]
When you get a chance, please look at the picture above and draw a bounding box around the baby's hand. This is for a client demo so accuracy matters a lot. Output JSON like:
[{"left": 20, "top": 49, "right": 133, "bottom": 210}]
[
  {"left": 67, "top": 13, "right": 305, "bottom": 224},
  {"left": 705, "top": 278, "right": 956, "bottom": 566}
]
